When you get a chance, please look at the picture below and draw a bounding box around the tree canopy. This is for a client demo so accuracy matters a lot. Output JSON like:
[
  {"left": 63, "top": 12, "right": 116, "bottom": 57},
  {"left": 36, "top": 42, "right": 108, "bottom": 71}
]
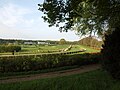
[
  {"left": 38, "top": 0, "right": 120, "bottom": 36},
  {"left": 59, "top": 38, "right": 66, "bottom": 44}
]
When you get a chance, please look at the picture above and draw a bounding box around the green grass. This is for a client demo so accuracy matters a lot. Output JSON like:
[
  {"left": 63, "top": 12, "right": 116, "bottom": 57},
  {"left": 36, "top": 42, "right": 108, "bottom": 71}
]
[
  {"left": 22, "top": 45, "right": 69, "bottom": 52},
  {"left": 0, "top": 45, "right": 70, "bottom": 55},
  {"left": 0, "top": 65, "right": 78, "bottom": 79},
  {"left": 0, "top": 69, "right": 120, "bottom": 90},
  {"left": 0, "top": 45, "right": 99, "bottom": 55},
  {"left": 79, "top": 45, "right": 100, "bottom": 53},
  {"left": 70, "top": 45, "right": 100, "bottom": 54}
]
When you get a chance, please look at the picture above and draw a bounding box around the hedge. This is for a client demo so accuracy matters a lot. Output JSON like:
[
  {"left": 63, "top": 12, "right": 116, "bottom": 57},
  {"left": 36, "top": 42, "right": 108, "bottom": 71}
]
[
  {"left": 0, "top": 45, "right": 21, "bottom": 53},
  {"left": 0, "top": 53, "right": 101, "bottom": 72}
]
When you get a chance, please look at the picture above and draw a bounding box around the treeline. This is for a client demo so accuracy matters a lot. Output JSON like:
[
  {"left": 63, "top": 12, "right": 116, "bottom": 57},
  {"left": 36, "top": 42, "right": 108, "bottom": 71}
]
[
  {"left": 0, "top": 45, "right": 21, "bottom": 53},
  {"left": 0, "top": 39, "right": 39, "bottom": 45},
  {"left": 78, "top": 37, "right": 103, "bottom": 49},
  {"left": 0, "top": 37, "right": 103, "bottom": 47},
  {"left": 0, "top": 39, "right": 78, "bottom": 45}
]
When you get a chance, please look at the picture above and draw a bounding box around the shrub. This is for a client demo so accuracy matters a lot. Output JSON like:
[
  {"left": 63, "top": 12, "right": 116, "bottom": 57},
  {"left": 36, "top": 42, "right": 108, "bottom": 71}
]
[
  {"left": 0, "top": 53, "right": 100, "bottom": 73},
  {"left": 0, "top": 45, "right": 21, "bottom": 52},
  {"left": 101, "top": 27, "right": 120, "bottom": 79}
]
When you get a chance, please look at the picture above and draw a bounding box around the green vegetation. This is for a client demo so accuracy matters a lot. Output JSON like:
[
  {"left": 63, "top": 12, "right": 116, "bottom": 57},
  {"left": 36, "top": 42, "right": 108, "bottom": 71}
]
[
  {"left": 0, "top": 52, "right": 100, "bottom": 73},
  {"left": 0, "top": 65, "right": 78, "bottom": 78},
  {"left": 0, "top": 45, "right": 70, "bottom": 55},
  {"left": 59, "top": 38, "right": 66, "bottom": 45},
  {"left": 1, "top": 70, "right": 120, "bottom": 90},
  {"left": 101, "top": 27, "right": 120, "bottom": 79},
  {"left": 39, "top": 0, "right": 120, "bottom": 79},
  {"left": 69, "top": 45, "right": 99, "bottom": 53},
  {"left": 78, "top": 37, "right": 103, "bottom": 49},
  {"left": 0, "top": 44, "right": 100, "bottom": 55},
  {"left": 21, "top": 45, "right": 69, "bottom": 52},
  {"left": 0, "top": 45, "right": 21, "bottom": 53}
]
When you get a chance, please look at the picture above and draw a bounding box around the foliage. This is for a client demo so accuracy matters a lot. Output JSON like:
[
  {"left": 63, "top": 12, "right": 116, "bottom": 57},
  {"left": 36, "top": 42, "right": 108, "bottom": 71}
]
[
  {"left": 38, "top": 0, "right": 120, "bottom": 36},
  {"left": 0, "top": 45, "right": 21, "bottom": 53},
  {"left": 0, "top": 65, "right": 78, "bottom": 78},
  {"left": 39, "top": 0, "right": 120, "bottom": 80},
  {"left": 0, "top": 53, "right": 100, "bottom": 72},
  {"left": 101, "top": 27, "right": 120, "bottom": 79},
  {"left": 59, "top": 38, "right": 66, "bottom": 44},
  {"left": 79, "top": 36, "right": 103, "bottom": 48}
]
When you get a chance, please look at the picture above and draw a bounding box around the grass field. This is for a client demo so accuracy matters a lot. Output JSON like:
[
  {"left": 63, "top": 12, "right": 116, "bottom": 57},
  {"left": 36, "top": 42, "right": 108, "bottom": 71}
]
[
  {"left": 0, "top": 44, "right": 100, "bottom": 55},
  {"left": 22, "top": 45, "right": 99, "bottom": 52},
  {"left": 0, "top": 69, "right": 120, "bottom": 90}
]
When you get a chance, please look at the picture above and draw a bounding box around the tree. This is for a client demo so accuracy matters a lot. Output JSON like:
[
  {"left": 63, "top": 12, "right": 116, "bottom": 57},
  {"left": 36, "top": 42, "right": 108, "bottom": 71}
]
[
  {"left": 79, "top": 36, "right": 103, "bottom": 48},
  {"left": 38, "top": 0, "right": 120, "bottom": 79},
  {"left": 38, "top": 0, "right": 120, "bottom": 35},
  {"left": 101, "top": 27, "right": 120, "bottom": 79},
  {"left": 59, "top": 38, "right": 66, "bottom": 44}
]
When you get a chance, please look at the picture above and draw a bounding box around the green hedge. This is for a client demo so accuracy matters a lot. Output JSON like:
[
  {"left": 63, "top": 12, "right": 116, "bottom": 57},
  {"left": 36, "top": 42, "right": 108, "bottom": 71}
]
[
  {"left": 0, "top": 45, "right": 21, "bottom": 53},
  {"left": 0, "top": 53, "right": 101, "bottom": 72}
]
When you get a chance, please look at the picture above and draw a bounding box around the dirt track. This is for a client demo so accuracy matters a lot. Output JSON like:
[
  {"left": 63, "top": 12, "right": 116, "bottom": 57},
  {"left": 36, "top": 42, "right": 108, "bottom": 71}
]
[{"left": 0, "top": 64, "right": 100, "bottom": 84}]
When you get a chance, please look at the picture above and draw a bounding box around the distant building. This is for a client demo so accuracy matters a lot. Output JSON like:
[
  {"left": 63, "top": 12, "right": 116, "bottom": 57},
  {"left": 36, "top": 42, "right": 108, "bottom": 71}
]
[
  {"left": 24, "top": 42, "right": 36, "bottom": 45},
  {"left": 37, "top": 42, "right": 50, "bottom": 45}
]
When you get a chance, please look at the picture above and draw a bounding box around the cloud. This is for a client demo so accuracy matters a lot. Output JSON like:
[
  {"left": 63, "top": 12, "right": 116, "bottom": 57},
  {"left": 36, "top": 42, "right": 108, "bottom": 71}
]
[
  {"left": 0, "top": 3, "right": 33, "bottom": 27},
  {"left": 0, "top": 1, "right": 79, "bottom": 41},
  {"left": 0, "top": 22, "right": 20, "bottom": 38}
]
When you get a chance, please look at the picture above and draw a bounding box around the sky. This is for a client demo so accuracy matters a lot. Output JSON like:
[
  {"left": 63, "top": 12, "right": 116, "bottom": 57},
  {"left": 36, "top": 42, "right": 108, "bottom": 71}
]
[{"left": 0, "top": 0, "right": 80, "bottom": 41}]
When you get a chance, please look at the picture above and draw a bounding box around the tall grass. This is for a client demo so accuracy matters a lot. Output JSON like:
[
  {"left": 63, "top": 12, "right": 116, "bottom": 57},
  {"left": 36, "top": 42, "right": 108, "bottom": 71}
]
[{"left": 0, "top": 70, "right": 120, "bottom": 90}]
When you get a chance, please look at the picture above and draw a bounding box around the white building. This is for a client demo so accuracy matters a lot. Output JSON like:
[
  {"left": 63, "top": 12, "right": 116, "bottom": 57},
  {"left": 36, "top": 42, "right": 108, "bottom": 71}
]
[
  {"left": 24, "top": 42, "right": 36, "bottom": 45},
  {"left": 37, "top": 42, "right": 50, "bottom": 45}
]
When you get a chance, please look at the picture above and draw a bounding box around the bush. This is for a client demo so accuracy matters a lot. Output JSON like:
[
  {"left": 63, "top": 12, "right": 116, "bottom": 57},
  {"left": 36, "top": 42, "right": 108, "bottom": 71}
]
[
  {"left": 101, "top": 27, "right": 120, "bottom": 79},
  {"left": 0, "top": 53, "right": 100, "bottom": 73},
  {"left": 0, "top": 45, "right": 21, "bottom": 52}
]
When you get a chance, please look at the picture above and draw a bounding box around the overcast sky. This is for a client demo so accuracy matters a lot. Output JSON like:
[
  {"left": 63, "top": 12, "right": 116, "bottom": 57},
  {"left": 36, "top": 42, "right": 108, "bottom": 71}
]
[{"left": 0, "top": 0, "right": 80, "bottom": 41}]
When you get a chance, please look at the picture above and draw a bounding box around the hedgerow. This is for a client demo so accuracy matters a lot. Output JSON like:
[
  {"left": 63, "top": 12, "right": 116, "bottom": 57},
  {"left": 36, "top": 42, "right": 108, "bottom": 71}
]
[
  {"left": 0, "top": 45, "right": 21, "bottom": 53},
  {"left": 0, "top": 53, "right": 100, "bottom": 72}
]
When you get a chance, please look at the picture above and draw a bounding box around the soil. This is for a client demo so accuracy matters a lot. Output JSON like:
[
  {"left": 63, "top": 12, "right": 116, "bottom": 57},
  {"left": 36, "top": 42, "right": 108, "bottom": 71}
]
[{"left": 0, "top": 64, "right": 100, "bottom": 84}]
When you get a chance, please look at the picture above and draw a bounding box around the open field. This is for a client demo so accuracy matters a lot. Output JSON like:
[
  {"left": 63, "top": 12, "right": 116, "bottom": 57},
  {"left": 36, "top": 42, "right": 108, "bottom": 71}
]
[
  {"left": 0, "top": 69, "right": 119, "bottom": 90},
  {"left": 0, "top": 45, "right": 100, "bottom": 55},
  {"left": 21, "top": 45, "right": 100, "bottom": 53}
]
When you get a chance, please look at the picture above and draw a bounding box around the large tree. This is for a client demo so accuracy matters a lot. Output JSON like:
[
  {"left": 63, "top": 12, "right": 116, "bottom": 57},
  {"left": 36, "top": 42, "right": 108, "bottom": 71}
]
[
  {"left": 38, "top": 0, "right": 120, "bottom": 35},
  {"left": 59, "top": 38, "right": 66, "bottom": 44},
  {"left": 38, "top": 0, "right": 120, "bottom": 79}
]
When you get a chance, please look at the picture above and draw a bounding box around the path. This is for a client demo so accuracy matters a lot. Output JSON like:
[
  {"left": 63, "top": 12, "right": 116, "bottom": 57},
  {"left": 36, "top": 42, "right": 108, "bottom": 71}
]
[{"left": 0, "top": 64, "right": 100, "bottom": 84}]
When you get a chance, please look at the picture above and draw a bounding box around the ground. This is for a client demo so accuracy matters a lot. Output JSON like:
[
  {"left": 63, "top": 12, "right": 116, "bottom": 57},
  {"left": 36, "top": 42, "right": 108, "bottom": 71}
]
[{"left": 0, "top": 64, "right": 100, "bottom": 84}]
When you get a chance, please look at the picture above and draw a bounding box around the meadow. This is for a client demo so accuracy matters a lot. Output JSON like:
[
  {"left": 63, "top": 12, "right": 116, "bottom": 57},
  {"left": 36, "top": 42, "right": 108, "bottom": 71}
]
[
  {"left": 21, "top": 44, "right": 99, "bottom": 53},
  {"left": 0, "top": 44, "right": 99, "bottom": 55}
]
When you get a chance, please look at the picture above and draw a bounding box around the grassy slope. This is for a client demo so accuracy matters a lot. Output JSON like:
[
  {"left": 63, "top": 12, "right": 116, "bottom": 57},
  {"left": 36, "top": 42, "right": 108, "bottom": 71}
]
[
  {"left": 0, "top": 70, "right": 120, "bottom": 90},
  {"left": 70, "top": 45, "right": 100, "bottom": 53}
]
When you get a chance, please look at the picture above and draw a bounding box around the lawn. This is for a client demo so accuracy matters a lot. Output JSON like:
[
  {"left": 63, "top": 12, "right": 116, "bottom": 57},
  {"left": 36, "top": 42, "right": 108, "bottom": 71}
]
[
  {"left": 70, "top": 45, "right": 100, "bottom": 53},
  {"left": 21, "top": 44, "right": 100, "bottom": 53},
  {"left": 0, "top": 69, "right": 120, "bottom": 90},
  {"left": 0, "top": 44, "right": 100, "bottom": 55},
  {"left": 21, "top": 45, "right": 69, "bottom": 51}
]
